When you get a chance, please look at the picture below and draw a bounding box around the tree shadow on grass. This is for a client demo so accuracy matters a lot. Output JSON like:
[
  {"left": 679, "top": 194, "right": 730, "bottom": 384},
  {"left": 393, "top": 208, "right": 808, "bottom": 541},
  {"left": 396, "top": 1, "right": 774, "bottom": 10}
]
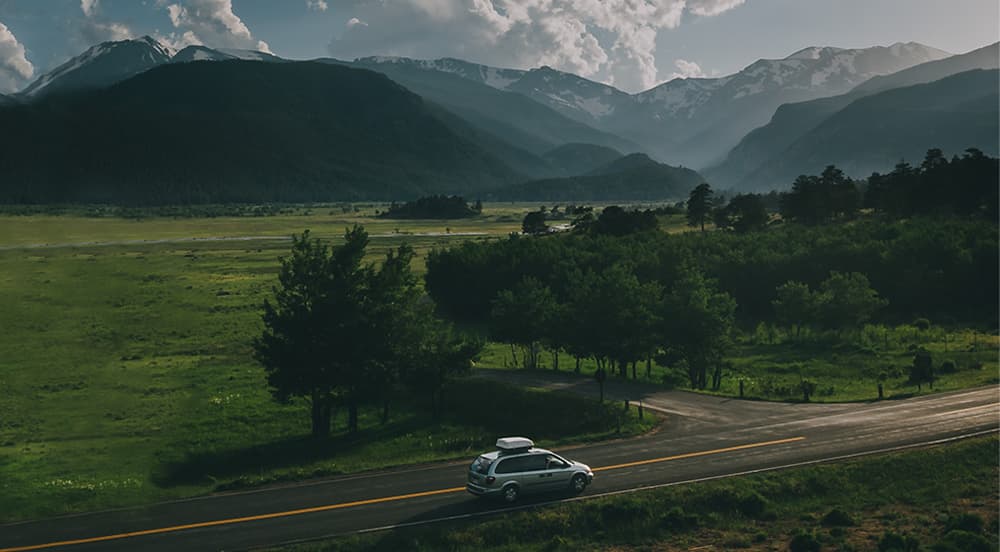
[
  {"left": 153, "top": 379, "right": 631, "bottom": 491},
  {"left": 151, "top": 415, "right": 436, "bottom": 489}
]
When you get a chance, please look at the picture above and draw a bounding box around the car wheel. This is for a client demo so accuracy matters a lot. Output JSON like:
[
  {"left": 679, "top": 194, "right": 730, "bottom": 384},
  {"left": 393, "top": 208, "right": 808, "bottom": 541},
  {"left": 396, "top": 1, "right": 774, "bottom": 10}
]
[
  {"left": 570, "top": 474, "right": 588, "bottom": 494},
  {"left": 502, "top": 484, "right": 520, "bottom": 503}
]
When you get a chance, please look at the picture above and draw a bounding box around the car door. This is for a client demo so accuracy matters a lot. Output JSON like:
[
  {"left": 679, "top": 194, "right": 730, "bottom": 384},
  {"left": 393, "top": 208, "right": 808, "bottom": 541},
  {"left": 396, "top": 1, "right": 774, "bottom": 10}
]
[
  {"left": 519, "top": 453, "right": 551, "bottom": 492},
  {"left": 544, "top": 454, "right": 574, "bottom": 490}
]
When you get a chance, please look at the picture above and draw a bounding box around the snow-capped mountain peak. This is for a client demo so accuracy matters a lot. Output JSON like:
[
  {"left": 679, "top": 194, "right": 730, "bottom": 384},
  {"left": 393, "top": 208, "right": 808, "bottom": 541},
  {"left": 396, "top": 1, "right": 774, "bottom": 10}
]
[
  {"left": 21, "top": 38, "right": 285, "bottom": 98},
  {"left": 786, "top": 46, "right": 844, "bottom": 60},
  {"left": 21, "top": 35, "right": 173, "bottom": 97},
  {"left": 172, "top": 45, "right": 238, "bottom": 63},
  {"left": 356, "top": 55, "right": 528, "bottom": 90},
  {"left": 138, "top": 35, "right": 175, "bottom": 59}
]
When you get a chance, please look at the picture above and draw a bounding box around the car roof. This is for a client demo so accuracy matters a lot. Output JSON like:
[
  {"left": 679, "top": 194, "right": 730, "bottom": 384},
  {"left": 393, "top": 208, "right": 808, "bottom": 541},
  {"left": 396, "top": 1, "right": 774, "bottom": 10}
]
[
  {"left": 496, "top": 436, "right": 534, "bottom": 450},
  {"left": 480, "top": 447, "right": 554, "bottom": 461}
]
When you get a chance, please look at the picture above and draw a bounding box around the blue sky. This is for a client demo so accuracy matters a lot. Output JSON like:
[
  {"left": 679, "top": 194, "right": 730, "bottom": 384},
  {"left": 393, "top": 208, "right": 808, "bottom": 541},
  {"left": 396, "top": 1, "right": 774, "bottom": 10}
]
[{"left": 0, "top": 0, "right": 996, "bottom": 93}]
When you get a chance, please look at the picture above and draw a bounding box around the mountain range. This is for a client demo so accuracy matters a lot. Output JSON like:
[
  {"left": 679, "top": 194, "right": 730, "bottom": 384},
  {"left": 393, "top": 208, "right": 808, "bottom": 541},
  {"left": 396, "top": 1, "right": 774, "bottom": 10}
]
[
  {"left": 356, "top": 43, "right": 952, "bottom": 168},
  {"left": 2, "top": 36, "right": 997, "bottom": 203},
  {"left": 342, "top": 57, "right": 641, "bottom": 161},
  {"left": 732, "top": 68, "right": 999, "bottom": 190},
  {"left": 706, "top": 42, "right": 1000, "bottom": 190}
]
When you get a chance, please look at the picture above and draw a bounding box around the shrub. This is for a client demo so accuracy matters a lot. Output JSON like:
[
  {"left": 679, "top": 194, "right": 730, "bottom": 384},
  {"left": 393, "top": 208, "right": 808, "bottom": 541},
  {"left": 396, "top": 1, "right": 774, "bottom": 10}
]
[
  {"left": 661, "top": 506, "right": 699, "bottom": 531},
  {"left": 598, "top": 499, "right": 647, "bottom": 523},
  {"left": 933, "top": 530, "right": 992, "bottom": 552},
  {"left": 878, "top": 531, "right": 920, "bottom": 552},
  {"left": 701, "top": 489, "right": 770, "bottom": 518},
  {"left": 913, "top": 318, "right": 931, "bottom": 331},
  {"left": 788, "top": 531, "right": 821, "bottom": 552},
  {"left": 821, "top": 508, "right": 855, "bottom": 527},
  {"left": 944, "top": 512, "right": 984, "bottom": 534},
  {"left": 543, "top": 536, "right": 573, "bottom": 552},
  {"left": 939, "top": 360, "right": 957, "bottom": 373},
  {"left": 723, "top": 536, "right": 751, "bottom": 548}
]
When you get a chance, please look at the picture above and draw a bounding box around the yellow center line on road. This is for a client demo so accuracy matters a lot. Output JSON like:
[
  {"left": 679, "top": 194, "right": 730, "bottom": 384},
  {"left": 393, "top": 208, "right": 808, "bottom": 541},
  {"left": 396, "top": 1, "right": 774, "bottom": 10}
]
[
  {"left": 1, "top": 436, "right": 805, "bottom": 552},
  {"left": 0, "top": 487, "right": 466, "bottom": 552},
  {"left": 593, "top": 436, "right": 806, "bottom": 472}
]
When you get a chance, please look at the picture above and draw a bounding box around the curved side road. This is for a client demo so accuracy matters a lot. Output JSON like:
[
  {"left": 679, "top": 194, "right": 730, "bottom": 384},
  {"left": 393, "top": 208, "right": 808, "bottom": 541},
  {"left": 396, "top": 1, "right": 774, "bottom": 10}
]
[{"left": 0, "top": 371, "right": 996, "bottom": 552}]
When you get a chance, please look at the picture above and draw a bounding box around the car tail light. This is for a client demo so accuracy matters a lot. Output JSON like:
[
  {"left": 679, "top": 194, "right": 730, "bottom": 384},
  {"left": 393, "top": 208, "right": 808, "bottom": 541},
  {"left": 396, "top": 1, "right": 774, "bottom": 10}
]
[{"left": 485, "top": 476, "right": 496, "bottom": 485}]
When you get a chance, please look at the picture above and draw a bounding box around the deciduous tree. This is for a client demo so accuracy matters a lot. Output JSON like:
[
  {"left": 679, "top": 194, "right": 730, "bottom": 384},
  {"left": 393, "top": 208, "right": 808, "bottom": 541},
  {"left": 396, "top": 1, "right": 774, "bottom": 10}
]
[
  {"left": 491, "top": 277, "right": 558, "bottom": 369},
  {"left": 661, "top": 268, "right": 735, "bottom": 389},
  {"left": 253, "top": 228, "right": 368, "bottom": 438}
]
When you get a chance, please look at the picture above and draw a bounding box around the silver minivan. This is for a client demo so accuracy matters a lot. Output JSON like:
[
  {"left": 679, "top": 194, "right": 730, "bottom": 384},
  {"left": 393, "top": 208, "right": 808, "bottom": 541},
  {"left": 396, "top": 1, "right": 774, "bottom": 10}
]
[{"left": 466, "top": 437, "right": 594, "bottom": 502}]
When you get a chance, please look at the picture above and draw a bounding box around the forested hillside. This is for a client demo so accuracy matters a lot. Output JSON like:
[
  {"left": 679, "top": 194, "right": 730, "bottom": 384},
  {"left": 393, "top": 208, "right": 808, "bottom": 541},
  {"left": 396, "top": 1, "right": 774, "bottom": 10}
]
[
  {"left": 492, "top": 154, "right": 703, "bottom": 201},
  {"left": 0, "top": 61, "right": 517, "bottom": 204}
]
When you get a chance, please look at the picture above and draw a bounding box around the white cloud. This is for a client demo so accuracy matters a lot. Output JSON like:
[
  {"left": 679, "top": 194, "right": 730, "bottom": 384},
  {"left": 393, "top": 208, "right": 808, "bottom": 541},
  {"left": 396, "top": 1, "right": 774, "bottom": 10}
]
[
  {"left": 687, "top": 0, "right": 745, "bottom": 16},
  {"left": 83, "top": 21, "right": 134, "bottom": 42},
  {"left": 670, "top": 58, "right": 707, "bottom": 79},
  {"left": 0, "top": 21, "right": 34, "bottom": 93},
  {"left": 307, "top": 0, "right": 329, "bottom": 12},
  {"left": 81, "top": 0, "right": 100, "bottom": 18},
  {"left": 329, "top": 0, "right": 745, "bottom": 92},
  {"left": 154, "top": 30, "right": 202, "bottom": 51},
  {"left": 164, "top": 0, "right": 271, "bottom": 53},
  {"left": 346, "top": 17, "right": 367, "bottom": 29},
  {"left": 79, "top": 0, "right": 135, "bottom": 43}
]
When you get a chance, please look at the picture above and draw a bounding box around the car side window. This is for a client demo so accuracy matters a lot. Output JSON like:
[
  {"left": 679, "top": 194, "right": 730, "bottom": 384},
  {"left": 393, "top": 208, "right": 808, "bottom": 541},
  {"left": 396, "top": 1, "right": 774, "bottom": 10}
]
[
  {"left": 546, "top": 456, "right": 568, "bottom": 470},
  {"left": 523, "top": 454, "right": 548, "bottom": 472},
  {"left": 495, "top": 456, "right": 525, "bottom": 474}
]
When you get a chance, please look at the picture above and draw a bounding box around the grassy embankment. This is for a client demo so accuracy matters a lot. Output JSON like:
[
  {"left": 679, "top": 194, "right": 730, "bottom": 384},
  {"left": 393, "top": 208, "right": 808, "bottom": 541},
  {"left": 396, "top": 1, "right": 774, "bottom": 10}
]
[
  {"left": 277, "top": 435, "right": 1000, "bottom": 552},
  {"left": 0, "top": 207, "right": 657, "bottom": 522}
]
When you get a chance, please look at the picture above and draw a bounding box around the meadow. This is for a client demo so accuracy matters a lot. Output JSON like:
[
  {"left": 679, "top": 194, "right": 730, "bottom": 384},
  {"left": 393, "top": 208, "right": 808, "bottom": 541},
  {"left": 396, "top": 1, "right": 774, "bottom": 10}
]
[
  {"left": 0, "top": 205, "right": 656, "bottom": 521},
  {"left": 0, "top": 205, "right": 995, "bottom": 522}
]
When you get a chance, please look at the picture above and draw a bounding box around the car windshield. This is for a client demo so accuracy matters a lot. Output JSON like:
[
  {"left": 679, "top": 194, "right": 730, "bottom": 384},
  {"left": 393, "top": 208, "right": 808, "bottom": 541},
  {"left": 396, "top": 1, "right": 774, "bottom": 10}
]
[{"left": 471, "top": 456, "right": 493, "bottom": 474}]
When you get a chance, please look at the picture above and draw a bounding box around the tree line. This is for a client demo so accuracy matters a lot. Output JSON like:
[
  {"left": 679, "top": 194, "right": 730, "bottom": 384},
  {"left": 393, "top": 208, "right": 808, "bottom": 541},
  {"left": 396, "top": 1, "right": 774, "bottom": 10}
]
[
  {"left": 686, "top": 149, "right": 997, "bottom": 231},
  {"left": 379, "top": 195, "right": 482, "bottom": 219}
]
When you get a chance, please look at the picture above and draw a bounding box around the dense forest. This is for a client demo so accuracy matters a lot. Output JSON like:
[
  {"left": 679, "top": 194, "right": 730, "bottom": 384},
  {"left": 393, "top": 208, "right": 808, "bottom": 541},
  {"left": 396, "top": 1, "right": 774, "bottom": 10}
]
[
  {"left": 425, "top": 153, "right": 998, "bottom": 387},
  {"left": 427, "top": 215, "right": 997, "bottom": 324}
]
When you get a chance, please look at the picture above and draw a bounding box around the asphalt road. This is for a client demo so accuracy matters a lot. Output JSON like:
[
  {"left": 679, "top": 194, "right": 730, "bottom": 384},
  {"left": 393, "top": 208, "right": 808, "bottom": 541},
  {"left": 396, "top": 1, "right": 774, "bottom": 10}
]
[{"left": 1, "top": 370, "right": 996, "bottom": 552}]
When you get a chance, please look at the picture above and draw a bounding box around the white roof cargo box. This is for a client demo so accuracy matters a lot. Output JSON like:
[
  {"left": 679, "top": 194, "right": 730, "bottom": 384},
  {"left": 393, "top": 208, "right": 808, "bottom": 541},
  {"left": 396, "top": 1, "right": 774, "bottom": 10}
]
[{"left": 496, "top": 437, "right": 534, "bottom": 452}]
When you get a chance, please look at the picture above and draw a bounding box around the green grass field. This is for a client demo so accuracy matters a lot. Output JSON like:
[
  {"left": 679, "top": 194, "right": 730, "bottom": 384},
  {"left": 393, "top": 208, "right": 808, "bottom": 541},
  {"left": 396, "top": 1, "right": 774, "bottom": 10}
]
[
  {"left": 0, "top": 208, "right": 658, "bottom": 522},
  {"left": 0, "top": 207, "right": 994, "bottom": 522},
  {"left": 279, "top": 435, "right": 999, "bottom": 552}
]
